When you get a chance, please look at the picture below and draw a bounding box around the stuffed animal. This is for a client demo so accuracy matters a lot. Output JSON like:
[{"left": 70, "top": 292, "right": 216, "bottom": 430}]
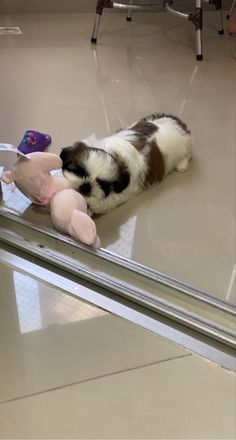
[{"left": 1, "top": 152, "right": 100, "bottom": 248}]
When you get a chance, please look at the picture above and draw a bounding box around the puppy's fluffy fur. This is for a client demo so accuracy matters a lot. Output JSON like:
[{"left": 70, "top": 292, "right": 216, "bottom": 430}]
[{"left": 60, "top": 113, "right": 192, "bottom": 214}]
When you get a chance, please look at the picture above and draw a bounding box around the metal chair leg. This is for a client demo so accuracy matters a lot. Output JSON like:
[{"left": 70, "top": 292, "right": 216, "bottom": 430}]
[
  {"left": 127, "top": 0, "right": 133, "bottom": 21},
  {"left": 188, "top": 0, "right": 203, "bottom": 60},
  {"left": 91, "top": 0, "right": 113, "bottom": 44},
  {"left": 216, "top": 7, "right": 224, "bottom": 34},
  {"left": 91, "top": 14, "right": 102, "bottom": 43},
  {"left": 227, "top": 0, "right": 236, "bottom": 19},
  {"left": 215, "top": 0, "right": 224, "bottom": 34},
  {"left": 166, "top": 0, "right": 203, "bottom": 60},
  {"left": 196, "top": 27, "right": 202, "bottom": 60},
  {"left": 209, "top": 0, "right": 224, "bottom": 34}
]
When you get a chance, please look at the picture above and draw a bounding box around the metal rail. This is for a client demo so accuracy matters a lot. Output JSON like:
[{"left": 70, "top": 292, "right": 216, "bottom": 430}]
[
  {"left": 1, "top": 246, "right": 235, "bottom": 370},
  {"left": 0, "top": 216, "right": 235, "bottom": 350},
  {"left": 0, "top": 206, "right": 235, "bottom": 316}
]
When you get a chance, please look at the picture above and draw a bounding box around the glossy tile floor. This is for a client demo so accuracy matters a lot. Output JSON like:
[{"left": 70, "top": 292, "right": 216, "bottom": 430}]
[
  {"left": 0, "top": 257, "right": 235, "bottom": 439},
  {"left": 0, "top": 11, "right": 235, "bottom": 303}
]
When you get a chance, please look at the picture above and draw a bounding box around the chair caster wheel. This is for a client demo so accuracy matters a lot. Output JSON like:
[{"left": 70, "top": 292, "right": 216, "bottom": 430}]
[
  {"left": 196, "top": 54, "right": 203, "bottom": 61},
  {"left": 226, "top": 14, "right": 230, "bottom": 19},
  {"left": 218, "top": 29, "right": 224, "bottom": 35},
  {"left": 91, "top": 37, "right": 97, "bottom": 44},
  {"left": 126, "top": 16, "right": 132, "bottom": 21}
]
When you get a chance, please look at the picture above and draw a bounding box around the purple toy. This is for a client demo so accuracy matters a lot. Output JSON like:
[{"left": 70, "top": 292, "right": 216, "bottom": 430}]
[{"left": 18, "top": 130, "right": 51, "bottom": 154}]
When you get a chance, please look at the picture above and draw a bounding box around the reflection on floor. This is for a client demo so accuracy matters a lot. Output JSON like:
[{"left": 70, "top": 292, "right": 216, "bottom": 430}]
[
  {"left": 0, "top": 11, "right": 235, "bottom": 302},
  {"left": 0, "top": 258, "right": 235, "bottom": 438},
  {"left": 13, "top": 270, "right": 106, "bottom": 334}
]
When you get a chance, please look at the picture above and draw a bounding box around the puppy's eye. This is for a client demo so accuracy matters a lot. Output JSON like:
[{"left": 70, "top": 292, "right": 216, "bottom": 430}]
[
  {"left": 61, "top": 160, "right": 88, "bottom": 179},
  {"left": 79, "top": 182, "right": 91, "bottom": 196},
  {"left": 113, "top": 169, "right": 130, "bottom": 193},
  {"left": 97, "top": 179, "right": 112, "bottom": 197},
  {"left": 76, "top": 165, "right": 88, "bottom": 178}
]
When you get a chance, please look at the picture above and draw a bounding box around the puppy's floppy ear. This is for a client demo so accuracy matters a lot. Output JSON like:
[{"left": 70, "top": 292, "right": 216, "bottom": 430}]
[
  {"left": 60, "top": 142, "right": 89, "bottom": 178},
  {"left": 60, "top": 142, "right": 88, "bottom": 161},
  {"left": 113, "top": 165, "right": 130, "bottom": 193},
  {"left": 72, "top": 141, "right": 89, "bottom": 154}
]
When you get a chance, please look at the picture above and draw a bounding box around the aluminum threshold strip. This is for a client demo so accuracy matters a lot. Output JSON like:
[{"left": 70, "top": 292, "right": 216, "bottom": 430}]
[
  {"left": 0, "top": 248, "right": 235, "bottom": 371},
  {"left": 0, "top": 225, "right": 235, "bottom": 349},
  {"left": 0, "top": 206, "right": 234, "bottom": 316}
]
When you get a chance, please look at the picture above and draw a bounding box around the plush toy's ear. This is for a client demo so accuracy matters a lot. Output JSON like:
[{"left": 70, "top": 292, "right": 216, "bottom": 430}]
[
  {"left": 1, "top": 171, "right": 14, "bottom": 184},
  {"left": 69, "top": 210, "right": 100, "bottom": 247},
  {"left": 32, "top": 152, "right": 62, "bottom": 172},
  {"left": 44, "top": 153, "right": 62, "bottom": 171}
]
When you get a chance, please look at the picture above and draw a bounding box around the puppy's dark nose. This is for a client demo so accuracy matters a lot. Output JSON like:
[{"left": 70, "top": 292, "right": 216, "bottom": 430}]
[
  {"left": 60, "top": 147, "right": 72, "bottom": 163},
  {"left": 79, "top": 182, "right": 91, "bottom": 196}
]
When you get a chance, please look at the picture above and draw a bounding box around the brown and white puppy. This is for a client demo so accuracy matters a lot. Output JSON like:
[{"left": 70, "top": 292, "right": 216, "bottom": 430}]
[{"left": 60, "top": 113, "right": 192, "bottom": 214}]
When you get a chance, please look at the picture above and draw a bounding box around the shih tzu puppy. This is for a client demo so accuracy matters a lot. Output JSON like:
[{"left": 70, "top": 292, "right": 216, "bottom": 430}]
[{"left": 60, "top": 113, "right": 192, "bottom": 214}]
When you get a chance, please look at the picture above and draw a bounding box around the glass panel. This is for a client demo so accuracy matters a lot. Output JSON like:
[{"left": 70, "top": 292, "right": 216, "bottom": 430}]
[{"left": 0, "top": 6, "right": 235, "bottom": 318}]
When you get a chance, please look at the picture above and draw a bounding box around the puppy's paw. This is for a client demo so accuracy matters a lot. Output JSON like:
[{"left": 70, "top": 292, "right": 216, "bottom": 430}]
[{"left": 176, "top": 157, "right": 189, "bottom": 173}]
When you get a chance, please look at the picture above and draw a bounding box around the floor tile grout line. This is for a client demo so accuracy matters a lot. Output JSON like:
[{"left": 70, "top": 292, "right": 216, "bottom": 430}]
[{"left": 0, "top": 353, "right": 192, "bottom": 407}]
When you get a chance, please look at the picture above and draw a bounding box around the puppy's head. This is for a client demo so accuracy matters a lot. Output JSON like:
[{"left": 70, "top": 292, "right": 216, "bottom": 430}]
[{"left": 60, "top": 141, "right": 130, "bottom": 212}]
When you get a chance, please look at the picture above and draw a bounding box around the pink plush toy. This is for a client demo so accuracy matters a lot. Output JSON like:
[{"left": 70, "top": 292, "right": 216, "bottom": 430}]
[{"left": 1, "top": 152, "right": 100, "bottom": 248}]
